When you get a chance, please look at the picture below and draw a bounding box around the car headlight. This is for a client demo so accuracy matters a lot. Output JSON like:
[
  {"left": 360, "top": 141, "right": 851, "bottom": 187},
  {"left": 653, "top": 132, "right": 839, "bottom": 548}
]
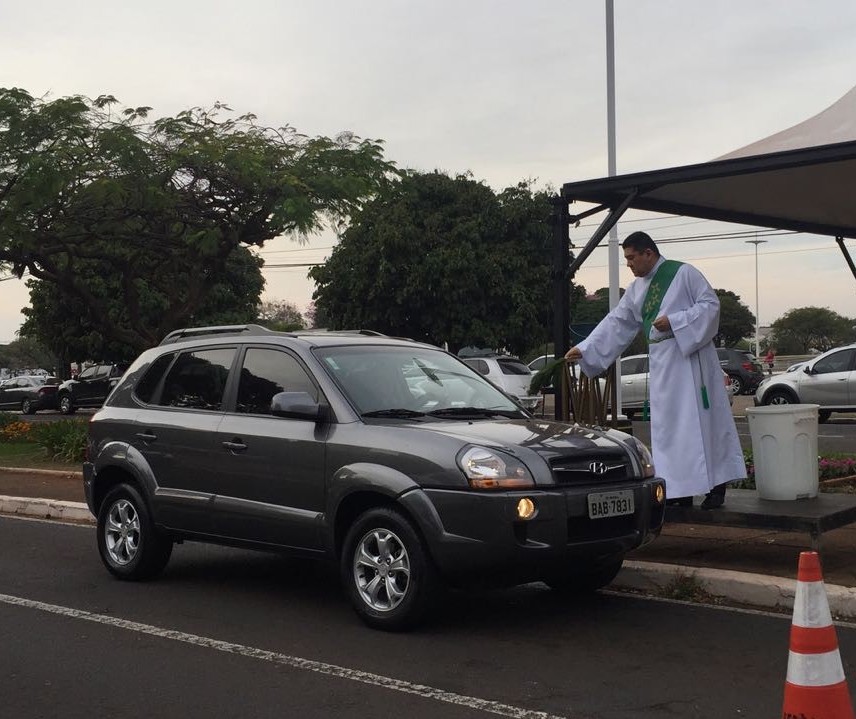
[
  {"left": 457, "top": 446, "right": 535, "bottom": 489},
  {"left": 624, "top": 436, "right": 656, "bottom": 478}
]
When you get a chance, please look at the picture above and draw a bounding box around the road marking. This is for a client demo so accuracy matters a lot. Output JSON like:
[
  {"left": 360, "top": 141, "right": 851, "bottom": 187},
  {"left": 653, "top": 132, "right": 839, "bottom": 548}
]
[{"left": 0, "top": 592, "right": 568, "bottom": 719}]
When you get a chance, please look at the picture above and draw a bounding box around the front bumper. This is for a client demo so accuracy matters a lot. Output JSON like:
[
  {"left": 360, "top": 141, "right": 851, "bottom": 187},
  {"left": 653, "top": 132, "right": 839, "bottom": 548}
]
[{"left": 400, "top": 478, "right": 665, "bottom": 585}]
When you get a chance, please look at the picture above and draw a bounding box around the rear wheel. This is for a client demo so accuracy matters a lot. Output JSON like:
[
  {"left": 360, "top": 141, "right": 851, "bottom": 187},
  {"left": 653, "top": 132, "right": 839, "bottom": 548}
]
[
  {"left": 59, "top": 394, "right": 76, "bottom": 415},
  {"left": 544, "top": 556, "right": 624, "bottom": 594},
  {"left": 728, "top": 374, "right": 744, "bottom": 396},
  {"left": 340, "top": 507, "right": 439, "bottom": 631},
  {"left": 21, "top": 399, "right": 34, "bottom": 415},
  {"left": 818, "top": 410, "right": 832, "bottom": 423},
  {"left": 97, "top": 483, "right": 172, "bottom": 580}
]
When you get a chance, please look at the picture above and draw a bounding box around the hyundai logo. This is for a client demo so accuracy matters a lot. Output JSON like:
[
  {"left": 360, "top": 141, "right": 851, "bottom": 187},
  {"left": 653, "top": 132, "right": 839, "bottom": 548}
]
[{"left": 589, "top": 461, "right": 608, "bottom": 475}]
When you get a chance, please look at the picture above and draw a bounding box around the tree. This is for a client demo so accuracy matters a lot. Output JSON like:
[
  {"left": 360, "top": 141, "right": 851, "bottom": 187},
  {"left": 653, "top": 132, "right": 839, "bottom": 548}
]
[
  {"left": 309, "top": 172, "right": 556, "bottom": 356},
  {"left": 0, "top": 88, "right": 396, "bottom": 353},
  {"left": 770, "top": 307, "right": 856, "bottom": 353},
  {"left": 19, "top": 245, "right": 265, "bottom": 372},
  {"left": 257, "top": 299, "right": 306, "bottom": 331},
  {"left": 714, "top": 289, "right": 755, "bottom": 347},
  {"left": 0, "top": 336, "right": 56, "bottom": 373}
]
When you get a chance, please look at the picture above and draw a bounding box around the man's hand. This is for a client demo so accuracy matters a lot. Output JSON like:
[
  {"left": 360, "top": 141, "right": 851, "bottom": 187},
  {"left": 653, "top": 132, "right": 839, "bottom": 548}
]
[
  {"left": 564, "top": 346, "right": 582, "bottom": 362},
  {"left": 653, "top": 315, "right": 672, "bottom": 332}
]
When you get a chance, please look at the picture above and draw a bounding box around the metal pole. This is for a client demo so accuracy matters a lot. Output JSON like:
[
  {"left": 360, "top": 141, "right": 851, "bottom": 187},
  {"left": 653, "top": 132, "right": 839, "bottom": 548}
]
[
  {"left": 746, "top": 238, "right": 767, "bottom": 356},
  {"left": 605, "top": 0, "right": 622, "bottom": 415}
]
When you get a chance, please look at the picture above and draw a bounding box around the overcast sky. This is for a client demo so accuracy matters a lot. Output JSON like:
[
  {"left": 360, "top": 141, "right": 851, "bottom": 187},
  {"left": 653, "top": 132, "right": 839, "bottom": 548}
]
[{"left": 2, "top": 1, "right": 855, "bottom": 346}]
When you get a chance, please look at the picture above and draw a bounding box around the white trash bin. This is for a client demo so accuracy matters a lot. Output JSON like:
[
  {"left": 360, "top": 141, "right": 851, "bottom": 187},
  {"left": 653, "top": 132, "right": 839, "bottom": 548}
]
[{"left": 745, "top": 404, "right": 819, "bottom": 500}]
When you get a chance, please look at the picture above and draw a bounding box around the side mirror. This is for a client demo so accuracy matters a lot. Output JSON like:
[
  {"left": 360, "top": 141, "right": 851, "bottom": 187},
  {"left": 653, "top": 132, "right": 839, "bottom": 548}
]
[
  {"left": 803, "top": 366, "right": 813, "bottom": 375},
  {"left": 271, "top": 391, "right": 325, "bottom": 421}
]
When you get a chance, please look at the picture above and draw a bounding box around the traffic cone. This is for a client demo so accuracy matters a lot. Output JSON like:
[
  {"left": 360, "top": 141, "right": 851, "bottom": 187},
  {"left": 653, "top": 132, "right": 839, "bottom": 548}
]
[{"left": 782, "top": 551, "right": 854, "bottom": 719}]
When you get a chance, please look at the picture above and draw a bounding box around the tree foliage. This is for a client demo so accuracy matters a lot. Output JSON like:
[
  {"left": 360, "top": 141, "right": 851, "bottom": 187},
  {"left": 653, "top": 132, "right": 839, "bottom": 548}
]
[
  {"left": 0, "top": 88, "right": 396, "bottom": 353},
  {"left": 0, "top": 336, "right": 56, "bottom": 373},
  {"left": 310, "top": 172, "right": 556, "bottom": 356},
  {"left": 19, "top": 246, "right": 264, "bottom": 371},
  {"left": 714, "top": 289, "right": 755, "bottom": 347},
  {"left": 770, "top": 307, "right": 856, "bottom": 353},
  {"left": 257, "top": 299, "right": 306, "bottom": 331}
]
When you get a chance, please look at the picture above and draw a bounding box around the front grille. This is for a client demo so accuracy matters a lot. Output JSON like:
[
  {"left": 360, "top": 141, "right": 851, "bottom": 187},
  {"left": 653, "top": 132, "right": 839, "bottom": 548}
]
[{"left": 550, "top": 454, "right": 631, "bottom": 486}]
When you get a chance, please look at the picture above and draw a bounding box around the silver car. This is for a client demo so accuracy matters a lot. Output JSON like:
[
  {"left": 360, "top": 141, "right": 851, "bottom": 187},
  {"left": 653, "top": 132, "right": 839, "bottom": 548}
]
[{"left": 754, "top": 343, "right": 856, "bottom": 423}]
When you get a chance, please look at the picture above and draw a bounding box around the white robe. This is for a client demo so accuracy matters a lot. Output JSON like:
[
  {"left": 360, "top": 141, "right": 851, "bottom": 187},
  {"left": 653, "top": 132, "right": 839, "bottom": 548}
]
[{"left": 576, "top": 257, "right": 746, "bottom": 498}]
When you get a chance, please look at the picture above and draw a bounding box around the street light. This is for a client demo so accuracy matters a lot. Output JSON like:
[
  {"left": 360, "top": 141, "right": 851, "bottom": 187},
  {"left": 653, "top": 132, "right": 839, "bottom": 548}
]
[{"left": 746, "top": 238, "right": 767, "bottom": 356}]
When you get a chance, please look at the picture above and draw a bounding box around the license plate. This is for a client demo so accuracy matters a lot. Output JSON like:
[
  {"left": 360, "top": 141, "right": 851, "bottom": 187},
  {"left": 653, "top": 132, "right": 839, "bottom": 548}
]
[{"left": 587, "top": 490, "right": 635, "bottom": 519}]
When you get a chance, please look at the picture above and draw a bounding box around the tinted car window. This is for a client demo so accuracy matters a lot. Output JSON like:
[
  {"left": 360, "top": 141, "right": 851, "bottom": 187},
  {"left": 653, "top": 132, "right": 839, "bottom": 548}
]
[
  {"left": 134, "top": 353, "right": 177, "bottom": 404},
  {"left": 236, "top": 348, "right": 318, "bottom": 415},
  {"left": 813, "top": 348, "right": 855, "bottom": 374},
  {"left": 498, "top": 359, "right": 531, "bottom": 376},
  {"left": 78, "top": 366, "right": 99, "bottom": 381},
  {"left": 158, "top": 348, "right": 235, "bottom": 411},
  {"left": 465, "top": 359, "right": 489, "bottom": 376}
]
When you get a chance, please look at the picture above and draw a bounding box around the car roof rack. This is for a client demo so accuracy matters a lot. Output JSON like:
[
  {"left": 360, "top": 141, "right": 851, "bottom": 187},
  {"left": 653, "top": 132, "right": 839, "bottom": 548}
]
[{"left": 159, "top": 324, "right": 273, "bottom": 345}]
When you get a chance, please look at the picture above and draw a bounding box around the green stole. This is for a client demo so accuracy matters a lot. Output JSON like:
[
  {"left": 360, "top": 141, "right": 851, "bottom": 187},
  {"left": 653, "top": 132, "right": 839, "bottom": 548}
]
[
  {"left": 641, "top": 259, "right": 683, "bottom": 342},
  {"left": 638, "top": 259, "right": 709, "bottom": 417}
]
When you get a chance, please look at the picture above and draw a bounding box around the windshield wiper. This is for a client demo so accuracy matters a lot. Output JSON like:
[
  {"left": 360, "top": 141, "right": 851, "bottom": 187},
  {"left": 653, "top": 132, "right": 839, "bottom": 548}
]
[
  {"left": 427, "top": 407, "right": 521, "bottom": 419},
  {"left": 361, "top": 408, "right": 426, "bottom": 418}
]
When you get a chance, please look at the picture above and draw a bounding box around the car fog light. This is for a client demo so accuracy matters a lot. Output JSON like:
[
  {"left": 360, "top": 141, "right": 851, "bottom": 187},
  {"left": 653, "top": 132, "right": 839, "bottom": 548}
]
[
  {"left": 516, "top": 497, "right": 536, "bottom": 520},
  {"left": 654, "top": 483, "right": 665, "bottom": 504}
]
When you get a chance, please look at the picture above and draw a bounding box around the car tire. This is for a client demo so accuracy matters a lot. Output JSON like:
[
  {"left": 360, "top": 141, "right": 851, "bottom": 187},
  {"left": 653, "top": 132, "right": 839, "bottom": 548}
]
[
  {"left": 764, "top": 389, "right": 796, "bottom": 406},
  {"left": 21, "top": 399, "right": 34, "bottom": 415},
  {"left": 728, "top": 374, "right": 744, "bottom": 396},
  {"left": 544, "top": 556, "right": 624, "bottom": 594},
  {"left": 818, "top": 410, "right": 832, "bottom": 423},
  {"left": 59, "top": 394, "right": 76, "bottom": 415},
  {"left": 97, "top": 483, "right": 173, "bottom": 581},
  {"left": 340, "top": 507, "right": 439, "bottom": 631}
]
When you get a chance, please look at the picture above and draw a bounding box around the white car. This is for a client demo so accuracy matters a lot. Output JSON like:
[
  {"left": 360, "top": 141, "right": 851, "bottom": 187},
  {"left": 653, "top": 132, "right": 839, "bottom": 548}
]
[
  {"left": 754, "top": 343, "right": 856, "bottom": 423},
  {"left": 462, "top": 355, "right": 542, "bottom": 411}
]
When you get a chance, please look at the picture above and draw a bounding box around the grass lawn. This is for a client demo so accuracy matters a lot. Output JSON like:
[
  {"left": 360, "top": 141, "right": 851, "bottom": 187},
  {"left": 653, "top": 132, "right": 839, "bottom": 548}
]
[{"left": 0, "top": 442, "right": 83, "bottom": 473}]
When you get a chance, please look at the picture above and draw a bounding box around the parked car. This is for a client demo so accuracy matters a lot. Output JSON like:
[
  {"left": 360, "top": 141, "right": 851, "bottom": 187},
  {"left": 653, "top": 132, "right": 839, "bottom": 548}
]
[
  {"left": 527, "top": 354, "right": 555, "bottom": 373},
  {"left": 462, "top": 353, "right": 542, "bottom": 410},
  {"left": 84, "top": 325, "right": 666, "bottom": 630},
  {"left": 716, "top": 347, "right": 765, "bottom": 395},
  {"left": 0, "top": 375, "right": 60, "bottom": 414},
  {"left": 56, "top": 363, "right": 128, "bottom": 414},
  {"left": 754, "top": 343, "right": 856, "bottom": 423},
  {"left": 604, "top": 354, "right": 733, "bottom": 419}
]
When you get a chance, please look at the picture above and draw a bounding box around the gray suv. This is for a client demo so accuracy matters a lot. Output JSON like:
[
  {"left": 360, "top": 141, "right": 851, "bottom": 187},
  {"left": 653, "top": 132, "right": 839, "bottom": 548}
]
[{"left": 84, "top": 325, "right": 665, "bottom": 630}]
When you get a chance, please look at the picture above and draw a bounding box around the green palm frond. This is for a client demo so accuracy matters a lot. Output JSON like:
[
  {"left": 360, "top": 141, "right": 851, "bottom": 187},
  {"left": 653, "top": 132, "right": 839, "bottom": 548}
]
[{"left": 529, "top": 357, "right": 568, "bottom": 394}]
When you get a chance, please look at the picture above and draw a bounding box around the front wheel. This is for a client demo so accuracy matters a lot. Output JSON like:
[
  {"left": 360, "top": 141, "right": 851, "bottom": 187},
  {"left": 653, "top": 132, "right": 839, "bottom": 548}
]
[
  {"left": 544, "top": 556, "right": 624, "bottom": 594},
  {"left": 764, "top": 389, "right": 796, "bottom": 406},
  {"left": 97, "top": 483, "right": 172, "bottom": 580},
  {"left": 21, "top": 399, "right": 35, "bottom": 415},
  {"left": 340, "top": 507, "right": 439, "bottom": 631},
  {"left": 59, "top": 394, "right": 76, "bottom": 415}
]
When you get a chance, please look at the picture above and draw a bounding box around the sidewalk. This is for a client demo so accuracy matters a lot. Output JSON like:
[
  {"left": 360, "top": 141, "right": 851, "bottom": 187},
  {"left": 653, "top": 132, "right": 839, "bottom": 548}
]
[{"left": 1, "top": 466, "right": 854, "bottom": 619}]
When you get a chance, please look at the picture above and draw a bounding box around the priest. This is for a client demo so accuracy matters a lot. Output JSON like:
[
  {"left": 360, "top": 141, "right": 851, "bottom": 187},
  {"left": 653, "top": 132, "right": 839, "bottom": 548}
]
[{"left": 564, "top": 231, "right": 745, "bottom": 509}]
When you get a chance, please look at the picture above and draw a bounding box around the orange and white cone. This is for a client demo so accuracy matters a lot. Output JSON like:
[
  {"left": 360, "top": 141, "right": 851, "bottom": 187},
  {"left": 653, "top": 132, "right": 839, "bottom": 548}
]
[{"left": 782, "top": 551, "right": 854, "bottom": 719}]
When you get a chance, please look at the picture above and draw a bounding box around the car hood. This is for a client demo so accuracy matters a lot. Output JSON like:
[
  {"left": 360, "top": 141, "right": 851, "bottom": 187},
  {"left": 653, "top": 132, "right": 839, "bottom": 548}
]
[{"left": 420, "top": 416, "right": 630, "bottom": 460}]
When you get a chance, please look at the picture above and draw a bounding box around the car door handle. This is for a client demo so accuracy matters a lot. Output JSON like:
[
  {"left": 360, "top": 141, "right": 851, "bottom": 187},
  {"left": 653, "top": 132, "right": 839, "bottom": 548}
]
[
  {"left": 222, "top": 440, "right": 247, "bottom": 452},
  {"left": 135, "top": 431, "right": 157, "bottom": 442}
]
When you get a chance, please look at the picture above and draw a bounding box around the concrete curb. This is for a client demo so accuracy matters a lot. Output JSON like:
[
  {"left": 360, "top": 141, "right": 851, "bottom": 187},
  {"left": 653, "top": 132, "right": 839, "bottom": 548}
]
[
  {"left": 0, "top": 466, "right": 83, "bottom": 478},
  {"left": 0, "top": 496, "right": 93, "bottom": 524},
  {"left": 616, "top": 560, "right": 856, "bottom": 621}
]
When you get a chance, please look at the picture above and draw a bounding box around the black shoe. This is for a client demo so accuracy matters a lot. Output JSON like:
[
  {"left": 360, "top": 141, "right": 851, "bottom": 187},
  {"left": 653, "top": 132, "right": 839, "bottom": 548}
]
[
  {"left": 666, "top": 497, "right": 693, "bottom": 507},
  {"left": 701, "top": 486, "right": 726, "bottom": 510}
]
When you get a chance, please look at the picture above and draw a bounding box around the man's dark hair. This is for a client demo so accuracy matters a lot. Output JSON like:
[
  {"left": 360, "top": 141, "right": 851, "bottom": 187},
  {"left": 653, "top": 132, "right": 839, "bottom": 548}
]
[{"left": 622, "top": 231, "right": 660, "bottom": 256}]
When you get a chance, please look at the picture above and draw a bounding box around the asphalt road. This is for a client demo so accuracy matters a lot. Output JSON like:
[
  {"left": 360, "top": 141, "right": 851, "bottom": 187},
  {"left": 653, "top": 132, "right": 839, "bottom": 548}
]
[{"left": 3, "top": 515, "right": 855, "bottom": 718}]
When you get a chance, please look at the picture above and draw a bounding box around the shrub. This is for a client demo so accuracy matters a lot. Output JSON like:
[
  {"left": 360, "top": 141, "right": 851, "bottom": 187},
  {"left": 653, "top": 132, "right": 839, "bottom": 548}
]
[
  {"left": 30, "top": 420, "right": 88, "bottom": 464},
  {"left": 735, "top": 450, "right": 856, "bottom": 491},
  {"left": 0, "top": 420, "right": 33, "bottom": 442},
  {"left": 0, "top": 411, "right": 19, "bottom": 430}
]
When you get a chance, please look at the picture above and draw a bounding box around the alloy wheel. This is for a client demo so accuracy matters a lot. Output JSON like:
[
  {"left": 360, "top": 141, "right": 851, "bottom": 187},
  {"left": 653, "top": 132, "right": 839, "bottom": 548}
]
[
  {"left": 104, "top": 499, "right": 141, "bottom": 566},
  {"left": 352, "top": 528, "right": 411, "bottom": 612}
]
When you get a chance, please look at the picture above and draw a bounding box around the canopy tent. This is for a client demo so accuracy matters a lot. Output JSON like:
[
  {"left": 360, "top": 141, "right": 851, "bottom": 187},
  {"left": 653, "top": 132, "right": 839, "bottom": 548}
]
[{"left": 551, "top": 86, "right": 856, "bottom": 358}]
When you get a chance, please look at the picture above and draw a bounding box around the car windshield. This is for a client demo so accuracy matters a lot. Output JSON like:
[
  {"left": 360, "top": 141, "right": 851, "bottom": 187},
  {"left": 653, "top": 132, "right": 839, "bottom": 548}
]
[{"left": 316, "top": 345, "right": 525, "bottom": 417}]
